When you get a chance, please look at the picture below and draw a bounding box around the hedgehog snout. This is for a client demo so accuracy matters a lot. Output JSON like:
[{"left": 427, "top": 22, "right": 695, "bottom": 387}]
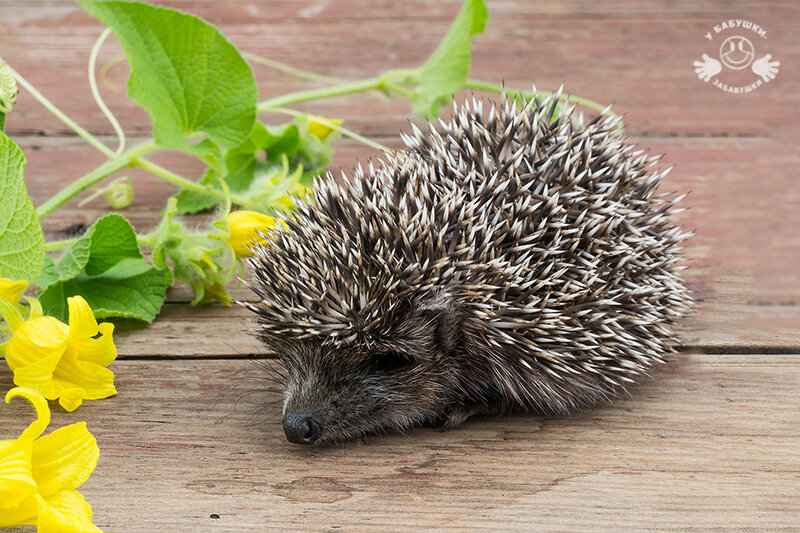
[{"left": 283, "top": 410, "right": 324, "bottom": 445}]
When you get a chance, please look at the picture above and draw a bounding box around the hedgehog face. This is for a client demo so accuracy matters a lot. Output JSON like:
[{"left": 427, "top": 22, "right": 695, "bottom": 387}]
[{"left": 276, "top": 303, "right": 462, "bottom": 445}]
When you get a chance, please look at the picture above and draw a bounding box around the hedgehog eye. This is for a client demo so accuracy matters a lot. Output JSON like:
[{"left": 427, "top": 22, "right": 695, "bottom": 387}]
[{"left": 371, "top": 351, "right": 415, "bottom": 373}]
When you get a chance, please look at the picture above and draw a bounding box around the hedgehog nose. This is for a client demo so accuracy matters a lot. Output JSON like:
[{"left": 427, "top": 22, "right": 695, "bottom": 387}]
[{"left": 283, "top": 411, "right": 323, "bottom": 445}]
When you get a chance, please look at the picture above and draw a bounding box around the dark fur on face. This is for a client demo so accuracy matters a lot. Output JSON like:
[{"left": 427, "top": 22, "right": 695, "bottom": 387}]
[{"left": 264, "top": 294, "right": 470, "bottom": 444}]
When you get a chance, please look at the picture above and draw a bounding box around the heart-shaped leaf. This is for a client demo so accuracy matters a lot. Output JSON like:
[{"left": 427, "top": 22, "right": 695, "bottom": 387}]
[
  {"left": 412, "top": 0, "right": 488, "bottom": 118},
  {"left": 80, "top": 0, "right": 258, "bottom": 151},
  {"left": 37, "top": 214, "right": 167, "bottom": 323},
  {"left": 0, "top": 132, "right": 45, "bottom": 283}
]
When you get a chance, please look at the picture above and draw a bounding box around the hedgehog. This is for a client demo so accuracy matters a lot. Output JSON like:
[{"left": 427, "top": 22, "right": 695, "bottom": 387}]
[{"left": 243, "top": 91, "right": 693, "bottom": 445}]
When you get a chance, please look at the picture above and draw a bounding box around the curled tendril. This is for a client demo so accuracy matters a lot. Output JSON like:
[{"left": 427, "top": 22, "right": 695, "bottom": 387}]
[
  {"left": 89, "top": 29, "right": 126, "bottom": 155},
  {"left": 77, "top": 176, "right": 134, "bottom": 209},
  {"left": 103, "top": 176, "right": 134, "bottom": 209},
  {"left": 0, "top": 56, "right": 19, "bottom": 113}
]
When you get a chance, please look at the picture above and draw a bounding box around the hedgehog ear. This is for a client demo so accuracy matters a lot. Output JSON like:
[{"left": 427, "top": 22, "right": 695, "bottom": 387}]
[{"left": 417, "top": 292, "right": 460, "bottom": 355}]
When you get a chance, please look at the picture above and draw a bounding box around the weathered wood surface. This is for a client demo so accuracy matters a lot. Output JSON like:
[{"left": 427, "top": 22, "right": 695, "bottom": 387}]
[
  {"left": 1, "top": 0, "right": 799, "bottom": 531},
  {"left": 2, "top": 1, "right": 799, "bottom": 137},
  {"left": 1, "top": 354, "right": 798, "bottom": 532},
  {"left": 13, "top": 134, "right": 799, "bottom": 354}
]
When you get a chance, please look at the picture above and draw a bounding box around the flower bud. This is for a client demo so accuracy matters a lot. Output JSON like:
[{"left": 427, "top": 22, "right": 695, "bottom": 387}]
[
  {"left": 226, "top": 210, "right": 279, "bottom": 258},
  {"left": 308, "top": 117, "right": 342, "bottom": 140}
]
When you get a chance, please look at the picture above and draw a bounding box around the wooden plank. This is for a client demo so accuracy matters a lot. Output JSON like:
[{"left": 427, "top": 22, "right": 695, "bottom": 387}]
[
  {"left": 1, "top": 2, "right": 796, "bottom": 532},
  {"left": 9, "top": 135, "right": 798, "bottom": 352},
  {"left": 1, "top": 2, "right": 797, "bottom": 137},
  {"left": 107, "top": 287, "right": 800, "bottom": 358},
  {"left": 0, "top": 0, "right": 786, "bottom": 19},
  {"left": 1, "top": 353, "right": 797, "bottom": 531},
  {"left": 16, "top": 136, "right": 800, "bottom": 296}
]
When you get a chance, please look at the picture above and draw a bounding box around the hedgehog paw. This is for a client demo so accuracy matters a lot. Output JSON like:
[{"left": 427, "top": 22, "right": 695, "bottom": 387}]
[{"left": 437, "top": 403, "right": 487, "bottom": 431}]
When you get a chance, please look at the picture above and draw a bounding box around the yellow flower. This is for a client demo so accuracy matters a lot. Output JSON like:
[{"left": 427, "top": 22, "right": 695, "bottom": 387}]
[
  {"left": 0, "top": 296, "right": 117, "bottom": 412},
  {"left": 273, "top": 183, "right": 313, "bottom": 212},
  {"left": 0, "top": 387, "right": 103, "bottom": 532},
  {"left": 0, "top": 271, "right": 27, "bottom": 305},
  {"left": 308, "top": 117, "right": 342, "bottom": 140},
  {"left": 199, "top": 281, "right": 233, "bottom": 307},
  {"left": 226, "top": 210, "right": 280, "bottom": 258}
]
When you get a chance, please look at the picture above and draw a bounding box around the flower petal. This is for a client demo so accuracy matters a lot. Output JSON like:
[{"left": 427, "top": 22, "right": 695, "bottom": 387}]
[
  {"left": 9, "top": 350, "right": 63, "bottom": 400},
  {"left": 4, "top": 316, "right": 68, "bottom": 371},
  {"left": 37, "top": 490, "right": 104, "bottom": 533},
  {"left": 202, "top": 281, "right": 232, "bottom": 306},
  {"left": 67, "top": 322, "right": 117, "bottom": 368},
  {"left": 0, "top": 277, "right": 28, "bottom": 305},
  {"left": 31, "top": 422, "right": 99, "bottom": 496},
  {"left": 308, "top": 117, "right": 342, "bottom": 140},
  {"left": 53, "top": 358, "right": 116, "bottom": 404},
  {"left": 5, "top": 387, "right": 51, "bottom": 442},
  {"left": 0, "top": 440, "right": 37, "bottom": 512},
  {"left": 66, "top": 296, "right": 100, "bottom": 343},
  {"left": 0, "top": 297, "right": 24, "bottom": 333},
  {"left": 226, "top": 210, "right": 277, "bottom": 257},
  {"left": 0, "top": 492, "right": 38, "bottom": 527},
  {"left": 52, "top": 382, "right": 86, "bottom": 412},
  {"left": 25, "top": 296, "right": 44, "bottom": 319}
]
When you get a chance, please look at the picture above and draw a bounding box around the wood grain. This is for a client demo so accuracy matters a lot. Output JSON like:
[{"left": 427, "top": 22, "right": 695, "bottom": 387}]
[
  {"left": 1, "top": 1, "right": 798, "bottom": 137},
  {"left": 0, "top": 353, "right": 797, "bottom": 532},
  {"left": 12, "top": 135, "right": 799, "bottom": 353},
  {"left": 1, "top": 1, "right": 798, "bottom": 530},
  {"left": 108, "top": 271, "right": 800, "bottom": 358}
]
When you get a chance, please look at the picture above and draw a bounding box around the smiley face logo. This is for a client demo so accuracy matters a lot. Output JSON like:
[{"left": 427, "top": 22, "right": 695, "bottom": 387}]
[
  {"left": 719, "top": 36, "right": 755, "bottom": 70},
  {"left": 693, "top": 21, "right": 780, "bottom": 92}
]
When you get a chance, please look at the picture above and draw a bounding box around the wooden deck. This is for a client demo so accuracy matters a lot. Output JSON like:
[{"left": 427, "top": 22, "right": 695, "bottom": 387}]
[{"left": 1, "top": 1, "right": 798, "bottom": 531}]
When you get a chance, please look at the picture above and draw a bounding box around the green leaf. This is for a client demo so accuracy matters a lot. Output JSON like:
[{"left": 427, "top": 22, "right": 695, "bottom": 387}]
[
  {"left": 219, "top": 122, "right": 271, "bottom": 193},
  {"left": 38, "top": 214, "right": 167, "bottom": 323},
  {"left": 172, "top": 123, "right": 268, "bottom": 214},
  {"left": 264, "top": 123, "right": 300, "bottom": 162},
  {"left": 412, "top": 0, "right": 488, "bottom": 118},
  {"left": 36, "top": 257, "right": 57, "bottom": 290},
  {"left": 171, "top": 119, "right": 333, "bottom": 215},
  {"left": 226, "top": 122, "right": 269, "bottom": 174},
  {"left": 0, "top": 132, "right": 44, "bottom": 283},
  {"left": 83, "top": 213, "right": 142, "bottom": 276},
  {"left": 38, "top": 259, "right": 169, "bottom": 323},
  {"left": 39, "top": 214, "right": 141, "bottom": 286},
  {"left": 173, "top": 169, "right": 218, "bottom": 215},
  {"left": 189, "top": 138, "right": 227, "bottom": 175},
  {"left": 79, "top": 0, "right": 258, "bottom": 151}
]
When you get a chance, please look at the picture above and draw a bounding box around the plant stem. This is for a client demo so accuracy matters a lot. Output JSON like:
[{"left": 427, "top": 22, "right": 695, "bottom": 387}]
[
  {"left": 89, "top": 29, "right": 126, "bottom": 156},
  {"left": 44, "top": 238, "right": 76, "bottom": 252},
  {"left": 255, "top": 68, "right": 423, "bottom": 113},
  {"left": 243, "top": 52, "right": 346, "bottom": 85},
  {"left": 257, "top": 76, "right": 385, "bottom": 112},
  {"left": 11, "top": 65, "right": 116, "bottom": 159},
  {"left": 463, "top": 79, "right": 613, "bottom": 116},
  {"left": 270, "top": 107, "right": 393, "bottom": 154},
  {"left": 133, "top": 157, "right": 250, "bottom": 207},
  {"left": 243, "top": 52, "right": 394, "bottom": 102},
  {"left": 99, "top": 55, "right": 125, "bottom": 92},
  {"left": 45, "top": 233, "right": 150, "bottom": 253},
  {"left": 36, "top": 140, "right": 158, "bottom": 219}
]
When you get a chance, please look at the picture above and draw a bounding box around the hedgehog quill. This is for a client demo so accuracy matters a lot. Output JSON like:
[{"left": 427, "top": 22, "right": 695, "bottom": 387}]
[{"left": 243, "top": 92, "right": 693, "bottom": 445}]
